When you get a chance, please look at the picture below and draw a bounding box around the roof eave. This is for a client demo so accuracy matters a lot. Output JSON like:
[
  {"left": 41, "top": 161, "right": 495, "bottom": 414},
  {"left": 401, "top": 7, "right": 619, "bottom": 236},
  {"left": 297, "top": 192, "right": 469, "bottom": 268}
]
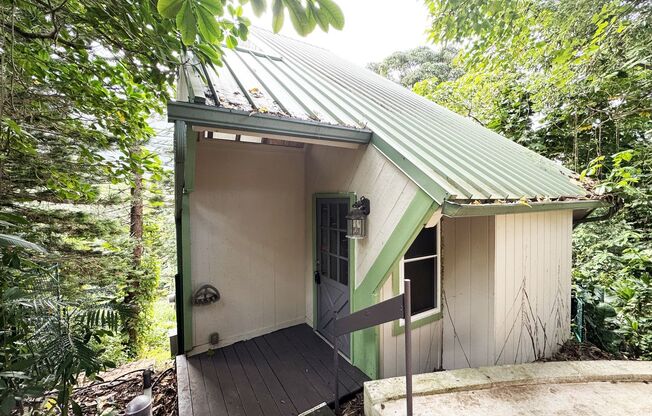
[
  {"left": 442, "top": 199, "right": 611, "bottom": 217},
  {"left": 167, "top": 101, "right": 372, "bottom": 145}
]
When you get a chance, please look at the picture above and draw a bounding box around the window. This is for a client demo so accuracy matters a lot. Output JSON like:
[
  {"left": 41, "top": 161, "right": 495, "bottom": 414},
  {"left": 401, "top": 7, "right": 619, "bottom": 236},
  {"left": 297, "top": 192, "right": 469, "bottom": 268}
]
[{"left": 400, "top": 225, "right": 440, "bottom": 319}]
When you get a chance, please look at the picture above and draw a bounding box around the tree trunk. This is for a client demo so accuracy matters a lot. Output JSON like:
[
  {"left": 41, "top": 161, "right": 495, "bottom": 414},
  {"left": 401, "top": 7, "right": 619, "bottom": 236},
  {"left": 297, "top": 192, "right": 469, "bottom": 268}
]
[{"left": 124, "top": 146, "right": 144, "bottom": 354}]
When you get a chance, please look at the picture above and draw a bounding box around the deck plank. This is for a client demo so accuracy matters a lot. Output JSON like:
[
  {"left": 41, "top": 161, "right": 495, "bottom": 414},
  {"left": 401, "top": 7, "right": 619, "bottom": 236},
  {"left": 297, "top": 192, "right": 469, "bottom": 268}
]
[
  {"left": 281, "top": 326, "right": 358, "bottom": 393},
  {"left": 292, "top": 325, "right": 369, "bottom": 388},
  {"left": 187, "top": 355, "right": 210, "bottom": 416},
  {"left": 176, "top": 355, "right": 193, "bottom": 416},
  {"left": 182, "top": 324, "right": 370, "bottom": 416},
  {"left": 254, "top": 335, "right": 321, "bottom": 411},
  {"left": 265, "top": 330, "right": 333, "bottom": 403},
  {"left": 223, "top": 345, "right": 264, "bottom": 416},
  {"left": 242, "top": 339, "right": 298, "bottom": 416},
  {"left": 200, "top": 352, "right": 228, "bottom": 416},
  {"left": 233, "top": 342, "right": 283, "bottom": 416},
  {"left": 213, "top": 349, "right": 246, "bottom": 416}
]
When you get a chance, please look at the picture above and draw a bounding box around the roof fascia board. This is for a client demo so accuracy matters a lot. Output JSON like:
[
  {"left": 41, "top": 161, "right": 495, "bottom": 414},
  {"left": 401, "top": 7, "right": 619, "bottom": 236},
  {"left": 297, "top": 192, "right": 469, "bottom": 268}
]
[
  {"left": 193, "top": 126, "right": 360, "bottom": 149},
  {"left": 443, "top": 199, "right": 610, "bottom": 217},
  {"left": 167, "top": 101, "right": 372, "bottom": 144}
]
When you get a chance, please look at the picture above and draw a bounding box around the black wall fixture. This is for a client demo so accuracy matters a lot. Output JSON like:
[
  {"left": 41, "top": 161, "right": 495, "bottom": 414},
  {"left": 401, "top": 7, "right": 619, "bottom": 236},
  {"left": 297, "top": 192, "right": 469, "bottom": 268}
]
[{"left": 192, "top": 284, "right": 221, "bottom": 305}]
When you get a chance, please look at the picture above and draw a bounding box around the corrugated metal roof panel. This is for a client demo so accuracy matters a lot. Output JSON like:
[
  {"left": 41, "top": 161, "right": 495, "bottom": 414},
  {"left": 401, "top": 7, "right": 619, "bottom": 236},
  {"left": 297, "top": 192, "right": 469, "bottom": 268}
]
[{"left": 192, "top": 27, "right": 588, "bottom": 202}]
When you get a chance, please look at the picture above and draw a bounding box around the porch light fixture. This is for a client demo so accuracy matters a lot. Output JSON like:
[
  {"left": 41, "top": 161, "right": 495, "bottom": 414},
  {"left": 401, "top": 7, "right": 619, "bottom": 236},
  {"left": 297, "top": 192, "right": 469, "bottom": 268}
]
[{"left": 346, "top": 196, "right": 370, "bottom": 240}]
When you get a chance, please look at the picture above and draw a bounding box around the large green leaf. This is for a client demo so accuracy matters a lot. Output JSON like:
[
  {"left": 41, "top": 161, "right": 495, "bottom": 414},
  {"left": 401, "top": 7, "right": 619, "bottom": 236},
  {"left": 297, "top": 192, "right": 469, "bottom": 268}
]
[
  {"left": 0, "top": 234, "right": 47, "bottom": 253},
  {"left": 157, "top": 0, "right": 185, "bottom": 18},
  {"left": 200, "top": 0, "right": 223, "bottom": 15},
  {"left": 316, "top": 0, "right": 344, "bottom": 30},
  {"left": 272, "top": 0, "right": 284, "bottom": 33},
  {"left": 0, "top": 212, "right": 28, "bottom": 225},
  {"left": 251, "top": 0, "right": 266, "bottom": 17},
  {"left": 284, "top": 0, "right": 311, "bottom": 36},
  {"left": 176, "top": 0, "right": 198, "bottom": 45},
  {"left": 308, "top": 2, "right": 328, "bottom": 32},
  {"left": 197, "top": 5, "right": 222, "bottom": 43}
]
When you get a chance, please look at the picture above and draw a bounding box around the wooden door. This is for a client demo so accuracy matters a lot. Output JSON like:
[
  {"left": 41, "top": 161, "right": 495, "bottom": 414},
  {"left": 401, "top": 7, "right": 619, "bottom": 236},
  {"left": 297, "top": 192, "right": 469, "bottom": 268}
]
[{"left": 315, "top": 197, "right": 351, "bottom": 356}]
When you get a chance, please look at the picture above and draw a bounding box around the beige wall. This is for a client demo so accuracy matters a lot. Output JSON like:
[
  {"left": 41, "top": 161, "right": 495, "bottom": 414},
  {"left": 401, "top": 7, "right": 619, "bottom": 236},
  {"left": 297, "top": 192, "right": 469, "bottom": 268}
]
[
  {"left": 189, "top": 140, "right": 306, "bottom": 353},
  {"left": 381, "top": 211, "right": 573, "bottom": 375},
  {"left": 304, "top": 144, "right": 419, "bottom": 324},
  {"left": 441, "top": 216, "right": 495, "bottom": 369},
  {"left": 493, "top": 210, "right": 573, "bottom": 364},
  {"left": 187, "top": 137, "right": 574, "bottom": 371}
]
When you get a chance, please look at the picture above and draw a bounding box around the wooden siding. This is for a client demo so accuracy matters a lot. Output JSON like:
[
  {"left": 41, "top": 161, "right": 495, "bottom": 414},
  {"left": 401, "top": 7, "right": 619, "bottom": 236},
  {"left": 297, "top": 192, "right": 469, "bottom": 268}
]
[
  {"left": 304, "top": 144, "right": 419, "bottom": 324},
  {"left": 378, "top": 273, "right": 442, "bottom": 378},
  {"left": 441, "top": 216, "right": 495, "bottom": 370},
  {"left": 190, "top": 140, "right": 306, "bottom": 353},
  {"left": 440, "top": 211, "right": 573, "bottom": 370},
  {"left": 493, "top": 210, "right": 573, "bottom": 364}
]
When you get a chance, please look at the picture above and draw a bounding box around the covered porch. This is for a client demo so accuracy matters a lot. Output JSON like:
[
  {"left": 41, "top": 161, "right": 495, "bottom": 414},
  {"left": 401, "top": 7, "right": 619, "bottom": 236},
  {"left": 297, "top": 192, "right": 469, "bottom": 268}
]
[{"left": 176, "top": 324, "right": 369, "bottom": 416}]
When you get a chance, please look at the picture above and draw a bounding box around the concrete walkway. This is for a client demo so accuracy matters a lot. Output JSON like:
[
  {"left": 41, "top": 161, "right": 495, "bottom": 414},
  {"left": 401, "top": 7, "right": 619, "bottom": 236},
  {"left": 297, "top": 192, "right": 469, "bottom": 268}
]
[{"left": 364, "top": 361, "right": 652, "bottom": 415}]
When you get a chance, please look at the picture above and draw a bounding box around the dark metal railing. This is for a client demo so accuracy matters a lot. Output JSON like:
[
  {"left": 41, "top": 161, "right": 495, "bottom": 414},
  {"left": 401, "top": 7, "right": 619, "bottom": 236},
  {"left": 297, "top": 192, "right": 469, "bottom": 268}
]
[{"left": 333, "top": 280, "right": 413, "bottom": 415}]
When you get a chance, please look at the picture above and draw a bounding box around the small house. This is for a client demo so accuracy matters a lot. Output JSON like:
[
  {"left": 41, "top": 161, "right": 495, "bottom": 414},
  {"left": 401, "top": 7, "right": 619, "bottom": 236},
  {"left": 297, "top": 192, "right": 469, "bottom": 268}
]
[{"left": 168, "top": 28, "right": 606, "bottom": 413}]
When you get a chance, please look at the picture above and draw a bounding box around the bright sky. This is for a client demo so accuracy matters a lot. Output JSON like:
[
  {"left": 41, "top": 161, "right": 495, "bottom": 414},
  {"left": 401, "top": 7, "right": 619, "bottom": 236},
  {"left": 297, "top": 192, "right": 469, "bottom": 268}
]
[{"left": 249, "top": 0, "right": 432, "bottom": 66}]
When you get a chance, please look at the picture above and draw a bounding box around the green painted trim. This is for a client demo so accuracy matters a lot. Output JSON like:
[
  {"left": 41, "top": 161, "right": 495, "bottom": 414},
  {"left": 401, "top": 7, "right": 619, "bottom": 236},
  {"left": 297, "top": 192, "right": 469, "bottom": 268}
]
[
  {"left": 351, "top": 189, "right": 438, "bottom": 379},
  {"left": 167, "top": 102, "right": 372, "bottom": 144},
  {"left": 371, "top": 134, "right": 449, "bottom": 205},
  {"left": 386, "top": 226, "right": 444, "bottom": 337},
  {"left": 184, "top": 125, "right": 197, "bottom": 193},
  {"left": 311, "top": 193, "right": 356, "bottom": 339},
  {"left": 443, "top": 199, "right": 610, "bottom": 217},
  {"left": 181, "top": 193, "right": 193, "bottom": 351},
  {"left": 179, "top": 125, "right": 197, "bottom": 352},
  {"left": 393, "top": 311, "right": 443, "bottom": 336}
]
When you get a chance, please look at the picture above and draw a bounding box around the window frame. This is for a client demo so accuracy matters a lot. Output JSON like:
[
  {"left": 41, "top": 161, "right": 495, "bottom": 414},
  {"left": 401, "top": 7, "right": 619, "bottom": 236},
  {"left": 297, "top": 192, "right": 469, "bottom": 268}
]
[{"left": 398, "top": 224, "right": 441, "bottom": 325}]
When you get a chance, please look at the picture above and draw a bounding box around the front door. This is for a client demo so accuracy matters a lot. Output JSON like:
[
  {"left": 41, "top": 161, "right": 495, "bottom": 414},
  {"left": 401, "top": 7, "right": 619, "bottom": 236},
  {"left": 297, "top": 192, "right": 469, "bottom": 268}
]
[{"left": 315, "top": 197, "right": 351, "bottom": 357}]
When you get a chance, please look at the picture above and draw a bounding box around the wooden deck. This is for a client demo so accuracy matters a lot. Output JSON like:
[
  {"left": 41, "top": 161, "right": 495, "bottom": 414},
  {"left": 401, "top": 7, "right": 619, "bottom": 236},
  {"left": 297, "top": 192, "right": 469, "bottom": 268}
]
[{"left": 176, "top": 324, "right": 370, "bottom": 416}]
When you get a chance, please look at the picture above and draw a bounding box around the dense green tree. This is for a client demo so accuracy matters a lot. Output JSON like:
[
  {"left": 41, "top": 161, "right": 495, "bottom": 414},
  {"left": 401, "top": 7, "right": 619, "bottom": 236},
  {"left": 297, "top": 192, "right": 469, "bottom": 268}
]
[
  {"left": 415, "top": 0, "right": 652, "bottom": 357},
  {"left": 1, "top": 0, "right": 344, "bottom": 412},
  {"left": 367, "top": 46, "right": 461, "bottom": 88}
]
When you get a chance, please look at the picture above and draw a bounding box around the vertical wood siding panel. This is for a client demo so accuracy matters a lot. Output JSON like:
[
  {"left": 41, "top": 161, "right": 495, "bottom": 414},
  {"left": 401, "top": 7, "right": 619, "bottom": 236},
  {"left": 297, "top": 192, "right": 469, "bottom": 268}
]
[
  {"left": 493, "top": 215, "right": 506, "bottom": 365},
  {"left": 455, "top": 218, "right": 472, "bottom": 368},
  {"left": 469, "top": 217, "right": 488, "bottom": 367},
  {"left": 490, "top": 211, "right": 573, "bottom": 364},
  {"left": 442, "top": 218, "right": 456, "bottom": 369}
]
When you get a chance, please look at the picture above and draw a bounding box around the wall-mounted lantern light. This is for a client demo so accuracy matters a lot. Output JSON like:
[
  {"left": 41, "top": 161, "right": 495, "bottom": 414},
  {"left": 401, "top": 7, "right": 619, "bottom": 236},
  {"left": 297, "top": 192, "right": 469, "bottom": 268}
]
[{"left": 346, "top": 196, "right": 370, "bottom": 240}]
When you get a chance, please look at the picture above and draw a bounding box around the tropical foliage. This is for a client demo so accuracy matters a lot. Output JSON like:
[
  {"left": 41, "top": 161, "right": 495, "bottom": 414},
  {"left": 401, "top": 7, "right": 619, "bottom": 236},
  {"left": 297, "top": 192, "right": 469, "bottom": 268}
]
[
  {"left": 412, "top": 0, "right": 652, "bottom": 358},
  {"left": 1, "top": 0, "right": 343, "bottom": 413},
  {"left": 367, "top": 46, "right": 461, "bottom": 89}
]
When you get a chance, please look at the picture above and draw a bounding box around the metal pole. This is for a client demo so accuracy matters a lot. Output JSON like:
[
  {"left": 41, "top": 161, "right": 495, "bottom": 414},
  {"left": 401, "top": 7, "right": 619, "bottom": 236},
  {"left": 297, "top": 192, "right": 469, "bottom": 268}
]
[
  {"left": 333, "top": 312, "right": 340, "bottom": 414},
  {"left": 404, "top": 279, "right": 413, "bottom": 416}
]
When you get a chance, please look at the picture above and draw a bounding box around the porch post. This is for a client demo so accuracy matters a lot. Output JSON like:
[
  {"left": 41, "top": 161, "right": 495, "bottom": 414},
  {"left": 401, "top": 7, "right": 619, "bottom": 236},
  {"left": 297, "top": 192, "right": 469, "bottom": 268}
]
[{"left": 404, "top": 279, "right": 413, "bottom": 416}]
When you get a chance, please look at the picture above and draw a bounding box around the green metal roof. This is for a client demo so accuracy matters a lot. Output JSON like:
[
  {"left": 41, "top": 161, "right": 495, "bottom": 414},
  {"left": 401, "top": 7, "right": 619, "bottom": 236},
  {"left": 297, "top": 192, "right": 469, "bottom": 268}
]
[{"left": 179, "top": 27, "right": 590, "bottom": 204}]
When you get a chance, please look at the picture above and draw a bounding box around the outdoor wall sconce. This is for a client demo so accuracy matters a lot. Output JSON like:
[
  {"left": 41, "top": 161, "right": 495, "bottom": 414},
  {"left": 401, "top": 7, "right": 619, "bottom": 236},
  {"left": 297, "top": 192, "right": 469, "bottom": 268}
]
[{"left": 346, "top": 196, "right": 370, "bottom": 240}]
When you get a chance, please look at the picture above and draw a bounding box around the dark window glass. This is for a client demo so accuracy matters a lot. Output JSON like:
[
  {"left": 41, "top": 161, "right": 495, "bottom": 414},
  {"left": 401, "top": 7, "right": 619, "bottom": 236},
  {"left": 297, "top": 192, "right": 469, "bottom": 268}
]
[
  {"left": 329, "top": 203, "right": 338, "bottom": 227},
  {"left": 404, "top": 258, "right": 436, "bottom": 315},
  {"left": 338, "top": 203, "right": 348, "bottom": 230},
  {"left": 330, "top": 255, "right": 338, "bottom": 282},
  {"left": 339, "top": 260, "right": 348, "bottom": 286},
  {"left": 320, "top": 204, "right": 328, "bottom": 228},
  {"left": 320, "top": 252, "right": 328, "bottom": 277},
  {"left": 330, "top": 230, "right": 338, "bottom": 254},
  {"left": 405, "top": 227, "right": 436, "bottom": 259},
  {"left": 320, "top": 227, "right": 328, "bottom": 252},
  {"left": 339, "top": 232, "right": 348, "bottom": 256}
]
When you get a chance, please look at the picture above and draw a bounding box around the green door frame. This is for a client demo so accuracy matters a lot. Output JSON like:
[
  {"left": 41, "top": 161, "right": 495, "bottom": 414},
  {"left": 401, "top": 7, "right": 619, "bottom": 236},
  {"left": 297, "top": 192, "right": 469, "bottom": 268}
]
[{"left": 312, "top": 193, "right": 356, "bottom": 348}]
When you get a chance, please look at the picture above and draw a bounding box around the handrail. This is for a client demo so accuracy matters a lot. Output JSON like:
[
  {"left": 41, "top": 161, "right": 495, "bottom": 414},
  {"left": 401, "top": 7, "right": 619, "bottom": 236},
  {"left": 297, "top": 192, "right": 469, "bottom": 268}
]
[{"left": 332, "top": 280, "right": 413, "bottom": 415}]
